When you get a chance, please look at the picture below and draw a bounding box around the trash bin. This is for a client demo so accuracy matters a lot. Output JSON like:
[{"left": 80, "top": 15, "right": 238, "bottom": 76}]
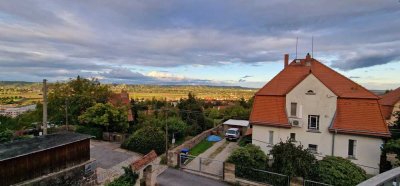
[{"left": 180, "top": 148, "right": 189, "bottom": 164}]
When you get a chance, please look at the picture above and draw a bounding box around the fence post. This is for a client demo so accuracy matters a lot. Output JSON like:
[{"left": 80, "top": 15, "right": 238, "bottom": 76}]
[{"left": 199, "top": 157, "right": 202, "bottom": 172}]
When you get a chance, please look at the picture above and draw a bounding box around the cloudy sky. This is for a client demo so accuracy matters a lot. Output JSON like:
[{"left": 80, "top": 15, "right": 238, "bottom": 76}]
[{"left": 0, "top": 0, "right": 399, "bottom": 89}]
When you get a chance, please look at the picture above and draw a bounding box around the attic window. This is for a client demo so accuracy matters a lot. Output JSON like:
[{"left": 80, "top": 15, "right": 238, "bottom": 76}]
[{"left": 306, "top": 90, "right": 316, "bottom": 95}]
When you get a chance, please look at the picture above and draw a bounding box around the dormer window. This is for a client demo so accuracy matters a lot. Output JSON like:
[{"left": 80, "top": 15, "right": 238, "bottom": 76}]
[{"left": 306, "top": 90, "right": 316, "bottom": 95}]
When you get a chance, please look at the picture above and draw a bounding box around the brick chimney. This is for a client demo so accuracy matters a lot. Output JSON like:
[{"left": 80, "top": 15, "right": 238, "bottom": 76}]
[{"left": 284, "top": 54, "right": 289, "bottom": 68}]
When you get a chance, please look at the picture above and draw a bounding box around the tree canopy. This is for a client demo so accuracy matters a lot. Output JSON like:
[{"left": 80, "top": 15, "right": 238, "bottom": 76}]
[
  {"left": 78, "top": 103, "right": 129, "bottom": 132},
  {"left": 122, "top": 125, "right": 166, "bottom": 155}
]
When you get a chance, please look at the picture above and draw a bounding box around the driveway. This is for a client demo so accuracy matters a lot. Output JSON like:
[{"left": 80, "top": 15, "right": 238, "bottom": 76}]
[
  {"left": 185, "top": 139, "right": 239, "bottom": 176},
  {"left": 90, "top": 140, "right": 142, "bottom": 184},
  {"left": 157, "top": 168, "right": 230, "bottom": 186}
]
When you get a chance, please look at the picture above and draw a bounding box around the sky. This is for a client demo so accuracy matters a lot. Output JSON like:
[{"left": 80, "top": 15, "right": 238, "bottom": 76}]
[{"left": 0, "top": 0, "right": 399, "bottom": 89}]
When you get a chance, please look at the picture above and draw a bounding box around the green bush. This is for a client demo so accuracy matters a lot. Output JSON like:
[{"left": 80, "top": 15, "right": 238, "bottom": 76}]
[
  {"left": 106, "top": 166, "right": 138, "bottom": 186},
  {"left": 227, "top": 144, "right": 267, "bottom": 169},
  {"left": 75, "top": 125, "right": 103, "bottom": 139},
  {"left": 122, "top": 126, "right": 165, "bottom": 155},
  {"left": 317, "top": 156, "right": 367, "bottom": 186},
  {"left": 270, "top": 140, "right": 317, "bottom": 178},
  {"left": 0, "top": 129, "right": 13, "bottom": 143}
]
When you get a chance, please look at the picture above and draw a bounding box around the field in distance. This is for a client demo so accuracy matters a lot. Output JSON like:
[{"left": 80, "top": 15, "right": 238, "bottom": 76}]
[{"left": 0, "top": 81, "right": 257, "bottom": 105}]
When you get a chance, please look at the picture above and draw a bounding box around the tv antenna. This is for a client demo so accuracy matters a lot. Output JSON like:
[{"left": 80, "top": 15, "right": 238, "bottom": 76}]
[
  {"left": 295, "top": 37, "right": 298, "bottom": 59},
  {"left": 311, "top": 36, "right": 314, "bottom": 58}
]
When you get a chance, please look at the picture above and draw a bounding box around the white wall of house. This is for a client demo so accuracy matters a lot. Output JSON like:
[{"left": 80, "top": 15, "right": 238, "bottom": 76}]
[
  {"left": 333, "top": 133, "right": 383, "bottom": 175},
  {"left": 252, "top": 74, "right": 383, "bottom": 175}
]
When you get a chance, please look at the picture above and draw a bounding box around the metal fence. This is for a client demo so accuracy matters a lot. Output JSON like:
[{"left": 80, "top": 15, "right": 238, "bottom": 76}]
[
  {"left": 235, "top": 166, "right": 290, "bottom": 186},
  {"left": 303, "top": 179, "right": 332, "bottom": 186},
  {"left": 179, "top": 154, "right": 224, "bottom": 177}
]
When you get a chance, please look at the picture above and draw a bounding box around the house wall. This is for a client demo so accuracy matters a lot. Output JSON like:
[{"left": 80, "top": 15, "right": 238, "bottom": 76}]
[
  {"left": 252, "top": 74, "right": 382, "bottom": 175},
  {"left": 333, "top": 133, "right": 383, "bottom": 175}
]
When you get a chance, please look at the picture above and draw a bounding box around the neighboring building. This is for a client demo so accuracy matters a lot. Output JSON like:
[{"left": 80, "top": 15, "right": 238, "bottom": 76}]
[
  {"left": 0, "top": 132, "right": 95, "bottom": 186},
  {"left": 109, "top": 90, "right": 134, "bottom": 122},
  {"left": 250, "top": 53, "right": 390, "bottom": 175},
  {"left": 379, "top": 87, "right": 400, "bottom": 125},
  {"left": 0, "top": 104, "right": 36, "bottom": 118}
]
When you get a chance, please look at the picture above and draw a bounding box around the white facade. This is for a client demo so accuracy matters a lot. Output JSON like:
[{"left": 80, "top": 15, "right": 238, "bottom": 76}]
[
  {"left": 0, "top": 104, "right": 36, "bottom": 118},
  {"left": 252, "top": 74, "right": 383, "bottom": 175}
]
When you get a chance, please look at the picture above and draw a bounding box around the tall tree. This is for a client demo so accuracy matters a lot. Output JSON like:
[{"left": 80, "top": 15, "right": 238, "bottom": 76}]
[
  {"left": 178, "top": 92, "right": 206, "bottom": 134},
  {"left": 48, "top": 76, "right": 111, "bottom": 124}
]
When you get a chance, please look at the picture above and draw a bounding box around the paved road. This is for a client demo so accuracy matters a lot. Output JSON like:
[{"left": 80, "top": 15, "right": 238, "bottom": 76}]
[
  {"left": 90, "top": 140, "right": 142, "bottom": 184},
  {"left": 157, "top": 168, "right": 230, "bottom": 186}
]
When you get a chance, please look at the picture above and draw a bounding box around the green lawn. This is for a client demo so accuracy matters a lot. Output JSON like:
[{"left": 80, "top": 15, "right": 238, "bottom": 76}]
[{"left": 189, "top": 139, "right": 215, "bottom": 156}]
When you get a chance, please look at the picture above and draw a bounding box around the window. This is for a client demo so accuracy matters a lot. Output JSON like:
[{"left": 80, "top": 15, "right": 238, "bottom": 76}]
[
  {"left": 308, "top": 115, "right": 320, "bottom": 130},
  {"left": 290, "top": 133, "right": 296, "bottom": 141},
  {"left": 348, "top": 139, "right": 357, "bottom": 158},
  {"left": 306, "top": 90, "right": 316, "bottom": 95},
  {"left": 308, "top": 144, "right": 318, "bottom": 153},
  {"left": 290, "top": 102, "right": 297, "bottom": 116},
  {"left": 268, "top": 131, "right": 274, "bottom": 144}
]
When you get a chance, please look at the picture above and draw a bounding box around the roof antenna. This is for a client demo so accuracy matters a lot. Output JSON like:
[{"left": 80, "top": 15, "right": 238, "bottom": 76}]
[
  {"left": 296, "top": 37, "right": 299, "bottom": 59},
  {"left": 311, "top": 36, "right": 314, "bottom": 58}
]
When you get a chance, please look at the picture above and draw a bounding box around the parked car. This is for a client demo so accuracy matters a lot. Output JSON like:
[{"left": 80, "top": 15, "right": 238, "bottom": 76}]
[{"left": 225, "top": 128, "right": 240, "bottom": 141}]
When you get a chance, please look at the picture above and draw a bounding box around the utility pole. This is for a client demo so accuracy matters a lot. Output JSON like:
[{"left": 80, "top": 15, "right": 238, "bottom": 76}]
[
  {"left": 65, "top": 99, "right": 68, "bottom": 131},
  {"left": 165, "top": 110, "right": 169, "bottom": 165},
  {"left": 42, "top": 79, "right": 48, "bottom": 135}
]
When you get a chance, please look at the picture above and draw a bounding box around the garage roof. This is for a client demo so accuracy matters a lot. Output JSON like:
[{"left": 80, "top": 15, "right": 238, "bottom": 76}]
[{"left": 223, "top": 119, "right": 249, "bottom": 127}]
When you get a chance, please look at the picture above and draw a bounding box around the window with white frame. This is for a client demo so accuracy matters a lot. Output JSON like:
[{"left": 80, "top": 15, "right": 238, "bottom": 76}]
[
  {"left": 308, "top": 144, "right": 318, "bottom": 153},
  {"left": 290, "top": 102, "right": 297, "bottom": 116},
  {"left": 348, "top": 139, "right": 357, "bottom": 158},
  {"left": 308, "top": 115, "right": 320, "bottom": 130},
  {"left": 268, "top": 131, "right": 274, "bottom": 145}
]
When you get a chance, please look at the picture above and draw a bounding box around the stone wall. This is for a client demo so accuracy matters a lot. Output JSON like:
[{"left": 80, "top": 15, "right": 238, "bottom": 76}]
[
  {"left": 167, "top": 124, "right": 223, "bottom": 166},
  {"left": 17, "top": 160, "right": 97, "bottom": 186}
]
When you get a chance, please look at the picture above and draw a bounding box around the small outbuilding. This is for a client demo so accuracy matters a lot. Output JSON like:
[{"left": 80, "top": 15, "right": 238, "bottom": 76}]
[
  {"left": 0, "top": 132, "right": 95, "bottom": 186},
  {"left": 223, "top": 119, "right": 249, "bottom": 135}
]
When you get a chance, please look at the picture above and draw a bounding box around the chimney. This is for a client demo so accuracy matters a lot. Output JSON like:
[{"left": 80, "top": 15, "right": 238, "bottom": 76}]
[{"left": 284, "top": 54, "right": 289, "bottom": 68}]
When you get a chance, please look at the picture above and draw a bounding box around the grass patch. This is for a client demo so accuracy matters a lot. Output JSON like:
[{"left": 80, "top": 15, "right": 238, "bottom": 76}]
[{"left": 189, "top": 139, "right": 215, "bottom": 156}]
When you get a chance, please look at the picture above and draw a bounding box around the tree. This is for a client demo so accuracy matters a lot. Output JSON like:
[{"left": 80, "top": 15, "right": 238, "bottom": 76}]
[
  {"left": 122, "top": 126, "right": 166, "bottom": 154},
  {"left": 269, "top": 140, "right": 317, "bottom": 178},
  {"left": 178, "top": 93, "right": 206, "bottom": 134},
  {"left": 317, "top": 156, "right": 367, "bottom": 186},
  {"left": 48, "top": 76, "right": 111, "bottom": 125},
  {"left": 223, "top": 105, "right": 250, "bottom": 120},
  {"left": 78, "top": 103, "right": 129, "bottom": 133}
]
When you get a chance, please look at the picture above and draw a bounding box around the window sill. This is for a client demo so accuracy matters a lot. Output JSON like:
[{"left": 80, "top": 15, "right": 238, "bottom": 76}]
[
  {"left": 347, "top": 156, "right": 357, "bottom": 160},
  {"left": 307, "top": 130, "right": 321, "bottom": 133}
]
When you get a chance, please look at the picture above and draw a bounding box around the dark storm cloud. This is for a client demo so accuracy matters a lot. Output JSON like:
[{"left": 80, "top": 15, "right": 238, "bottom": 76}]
[{"left": 0, "top": 0, "right": 399, "bottom": 83}]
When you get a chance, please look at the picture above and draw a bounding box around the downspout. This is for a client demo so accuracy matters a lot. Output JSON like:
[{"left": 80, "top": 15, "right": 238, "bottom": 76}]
[{"left": 331, "top": 129, "right": 337, "bottom": 156}]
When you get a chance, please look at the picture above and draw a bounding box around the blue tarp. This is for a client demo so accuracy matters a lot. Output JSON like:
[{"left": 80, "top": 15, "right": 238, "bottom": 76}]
[{"left": 207, "top": 135, "right": 222, "bottom": 142}]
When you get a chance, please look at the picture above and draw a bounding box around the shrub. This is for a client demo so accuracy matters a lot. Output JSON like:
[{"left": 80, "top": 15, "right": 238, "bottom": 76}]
[
  {"left": 270, "top": 140, "right": 317, "bottom": 178},
  {"left": 227, "top": 144, "right": 267, "bottom": 169},
  {"left": 122, "top": 126, "right": 165, "bottom": 155},
  {"left": 106, "top": 166, "right": 138, "bottom": 186},
  {"left": 75, "top": 125, "right": 103, "bottom": 139},
  {"left": 0, "top": 129, "right": 13, "bottom": 143},
  {"left": 317, "top": 156, "right": 367, "bottom": 186}
]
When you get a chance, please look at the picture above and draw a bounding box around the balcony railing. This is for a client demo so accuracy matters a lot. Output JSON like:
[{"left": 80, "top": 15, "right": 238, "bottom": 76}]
[{"left": 357, "top": 167, "right": 400, "bottom": 186}]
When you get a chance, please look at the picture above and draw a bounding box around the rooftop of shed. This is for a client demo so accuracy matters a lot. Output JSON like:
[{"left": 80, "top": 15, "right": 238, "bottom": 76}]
[{"left": 0, "top": 132, "right": 91, "bottom": 161}]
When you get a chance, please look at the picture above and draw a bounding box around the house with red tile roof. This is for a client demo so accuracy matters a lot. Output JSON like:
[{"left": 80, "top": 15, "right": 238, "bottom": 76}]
[
  {"left": 250, "top": 53, "right": 390, "bottom": 175},
  {"left": 109, "top": 90, "right": 134, "bottom": 122},
  {"left": 379, "top": 87, "right": 400, "bottom": 125}
]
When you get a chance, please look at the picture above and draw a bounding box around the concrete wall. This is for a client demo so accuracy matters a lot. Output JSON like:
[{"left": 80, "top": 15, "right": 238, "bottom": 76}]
[{"left": 252, "top": 74, "right": 383, "bottom": 175}]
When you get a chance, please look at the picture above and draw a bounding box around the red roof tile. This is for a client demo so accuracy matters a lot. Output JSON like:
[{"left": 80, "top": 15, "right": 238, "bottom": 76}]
[
  {"left": 250, "top": 96, "right": 290, "bottom": 128},
  {"left": 379, "top": 87, "right": 400, "bottom": 106},
  {"left": 330, "top": 99, "right": 390, "bottom": 137},
  {"left": 257, "top": 57, "right": 378, "bottom": 99},
  {"left": 380, "top": 105, "right": 394, "bottom": 120},
  {"left": 131, "top": 150, "right": 157, "bottom": 171}
]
